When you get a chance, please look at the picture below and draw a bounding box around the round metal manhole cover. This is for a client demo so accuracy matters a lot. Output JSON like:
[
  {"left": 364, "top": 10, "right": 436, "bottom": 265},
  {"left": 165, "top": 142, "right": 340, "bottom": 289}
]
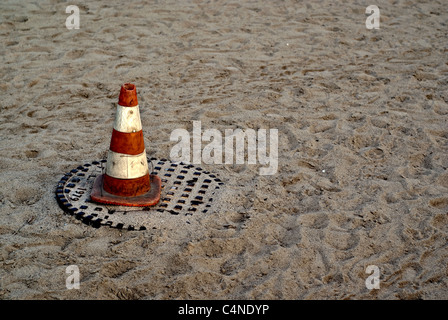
[{"left": 55, "top": 158, "right": 225, "bottom": 231}]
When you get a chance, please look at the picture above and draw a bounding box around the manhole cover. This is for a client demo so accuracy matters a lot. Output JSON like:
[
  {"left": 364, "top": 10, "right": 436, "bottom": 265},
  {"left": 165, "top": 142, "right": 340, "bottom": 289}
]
[{"left": 56, "top": 157, "right": 224, "bottom": 231}]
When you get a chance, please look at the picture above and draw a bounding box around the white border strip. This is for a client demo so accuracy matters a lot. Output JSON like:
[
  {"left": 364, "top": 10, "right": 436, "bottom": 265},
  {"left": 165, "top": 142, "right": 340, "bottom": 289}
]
[
  {"left": 114, "top": 104, "right": 142, "bottom": 133},
  {"left": 105, "top": 150, "right": 148, "bottom": 179}
]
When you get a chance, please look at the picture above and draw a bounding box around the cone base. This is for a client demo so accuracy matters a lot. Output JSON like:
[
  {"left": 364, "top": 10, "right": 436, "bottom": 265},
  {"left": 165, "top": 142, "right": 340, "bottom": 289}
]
[{"left": 90, "top": 174, "right": 161, "bottom": 207}]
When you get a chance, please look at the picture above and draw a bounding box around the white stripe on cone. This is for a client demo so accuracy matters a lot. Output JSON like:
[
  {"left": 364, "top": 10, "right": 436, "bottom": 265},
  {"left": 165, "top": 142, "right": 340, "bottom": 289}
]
[
  {"left": 105, "top": 150, "right": 149, "bottom": 179},
  {"left": 114, "top": 104, "right": 142, "bottom": 133}
]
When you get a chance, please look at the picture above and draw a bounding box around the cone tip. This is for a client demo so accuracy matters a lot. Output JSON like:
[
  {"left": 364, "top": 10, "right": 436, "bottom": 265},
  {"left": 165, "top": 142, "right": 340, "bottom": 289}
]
[{"left": 118, "top": 83, "right": 138, "bottom": 107}]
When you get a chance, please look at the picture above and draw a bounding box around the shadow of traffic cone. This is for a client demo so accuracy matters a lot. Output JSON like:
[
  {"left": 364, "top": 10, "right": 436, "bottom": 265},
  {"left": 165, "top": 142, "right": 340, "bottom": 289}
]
[{"left": 90, "top": 83, "right": 161, "bottom": 207}]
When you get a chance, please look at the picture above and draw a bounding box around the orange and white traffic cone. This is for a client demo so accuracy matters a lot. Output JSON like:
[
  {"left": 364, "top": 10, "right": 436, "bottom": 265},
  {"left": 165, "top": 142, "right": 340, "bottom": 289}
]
[{"left": 90, "top": 83, "right": 161, "bottom": 207}]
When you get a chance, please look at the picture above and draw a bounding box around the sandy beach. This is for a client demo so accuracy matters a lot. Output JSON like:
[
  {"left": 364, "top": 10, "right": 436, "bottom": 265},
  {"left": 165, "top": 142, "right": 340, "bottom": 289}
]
[{"left": 0, "top": 0, "right": 447, "bottom": 299}]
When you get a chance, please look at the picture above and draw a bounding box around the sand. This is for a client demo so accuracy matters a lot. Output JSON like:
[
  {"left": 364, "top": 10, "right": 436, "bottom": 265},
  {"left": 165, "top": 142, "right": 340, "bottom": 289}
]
[{"left": 0, "top": 0, "right": 447, "bottom": 300}]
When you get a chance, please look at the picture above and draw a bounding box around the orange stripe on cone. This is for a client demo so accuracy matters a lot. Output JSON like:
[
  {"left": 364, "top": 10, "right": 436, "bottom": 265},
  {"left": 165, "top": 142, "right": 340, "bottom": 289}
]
[
  {"left": 109, "top": 129, "right": 145, "bottom": 155},
  {"left": 103, "top": 173, "right": 150, "bottom": 197}
]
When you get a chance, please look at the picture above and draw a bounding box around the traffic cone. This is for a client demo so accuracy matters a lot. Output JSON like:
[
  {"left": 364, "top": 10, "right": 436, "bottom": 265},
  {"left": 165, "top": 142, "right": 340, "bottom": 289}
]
[{"left": 90, "top": 83, "right": 161, "bottom": 207}]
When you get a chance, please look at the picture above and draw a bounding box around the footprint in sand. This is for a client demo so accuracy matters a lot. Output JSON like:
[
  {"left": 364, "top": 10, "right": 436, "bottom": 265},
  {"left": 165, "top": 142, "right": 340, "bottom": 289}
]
[{"left": 429, "top": 197, "right": 448, "bottom": 209}]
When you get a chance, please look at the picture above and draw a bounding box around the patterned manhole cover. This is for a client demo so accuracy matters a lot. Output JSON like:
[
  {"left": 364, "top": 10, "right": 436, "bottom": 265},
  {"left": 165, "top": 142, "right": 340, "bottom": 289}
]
[{"left": 56, "top": 157, "right": 224, "bottom": 231}]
